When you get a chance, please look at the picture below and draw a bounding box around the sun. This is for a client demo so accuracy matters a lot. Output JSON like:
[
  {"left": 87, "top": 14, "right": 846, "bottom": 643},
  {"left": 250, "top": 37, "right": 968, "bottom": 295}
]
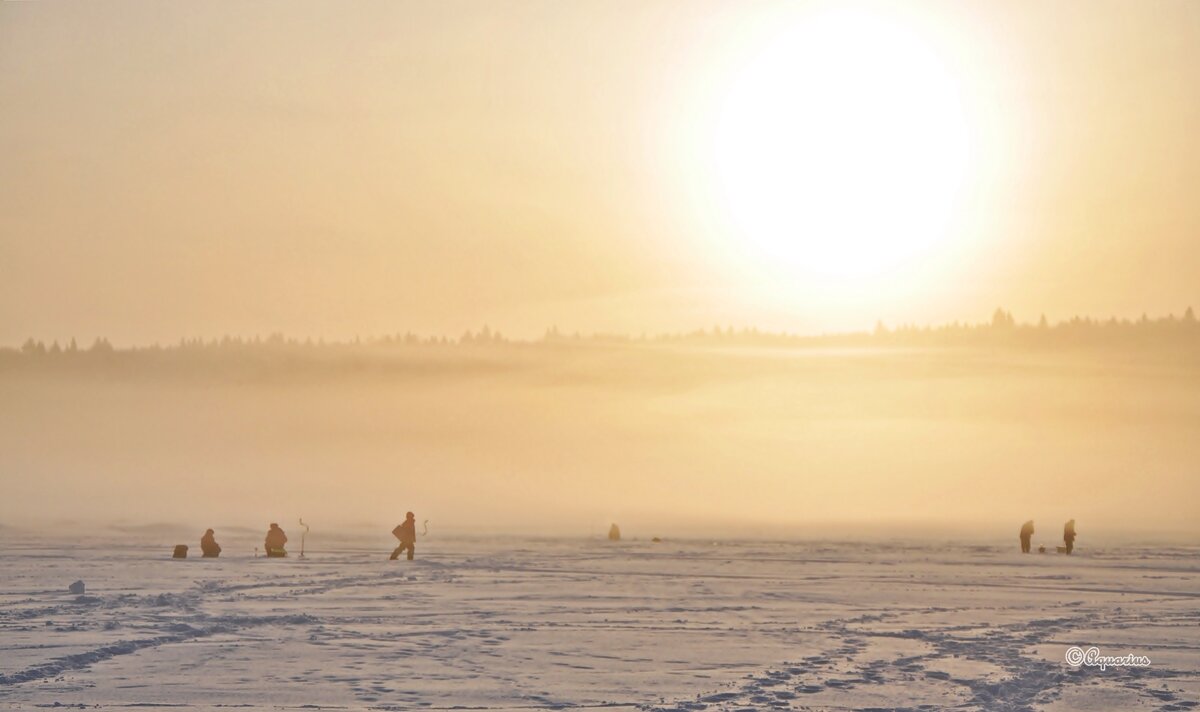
[{"left": 707, "top": 7, "right": 972, "bottom": 285}]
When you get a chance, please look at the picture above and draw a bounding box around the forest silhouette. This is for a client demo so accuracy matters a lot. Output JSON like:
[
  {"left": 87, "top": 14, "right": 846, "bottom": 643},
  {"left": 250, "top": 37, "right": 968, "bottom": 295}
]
[{"left": 6, "top": 308, "right": 1198, "bottom": 370}]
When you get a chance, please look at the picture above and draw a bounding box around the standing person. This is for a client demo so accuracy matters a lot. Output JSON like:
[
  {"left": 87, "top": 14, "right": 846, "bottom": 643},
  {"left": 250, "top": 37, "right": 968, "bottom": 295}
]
[
  {"left": 391, "top": 512, "right": 417, "bottom": 561},
  {"left": 265, "top": 523, "right": 288, "bottom": 558},
  {"left": 1063, "top": 519, "right": 1077, "bottom": 554},
  {"left": 1019, "top": 520, "right": 1035, "bottom": 554},
  {"left": 200, "top": 528, "right": 222, "bottom": 558}
]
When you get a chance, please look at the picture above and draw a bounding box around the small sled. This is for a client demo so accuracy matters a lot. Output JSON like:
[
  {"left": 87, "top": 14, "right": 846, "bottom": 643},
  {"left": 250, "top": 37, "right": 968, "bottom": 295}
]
[{"left": 172, "top": 545, "right": 189, "bottom": 559}]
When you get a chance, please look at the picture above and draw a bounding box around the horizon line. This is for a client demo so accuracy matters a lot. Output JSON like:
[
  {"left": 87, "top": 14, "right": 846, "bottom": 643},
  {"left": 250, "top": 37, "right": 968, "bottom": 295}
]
[{"left": 4, "top": 306, "right": 1198, "bottom": 351}]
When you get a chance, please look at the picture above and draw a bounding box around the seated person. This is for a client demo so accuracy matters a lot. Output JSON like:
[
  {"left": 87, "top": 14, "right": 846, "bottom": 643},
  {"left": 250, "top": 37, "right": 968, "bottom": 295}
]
[
  {"left": 264, "top": 523, "right": 288, "bottom": 557},
  {"left": 200, "top": 528, "right": 222, "bottom": 558}
]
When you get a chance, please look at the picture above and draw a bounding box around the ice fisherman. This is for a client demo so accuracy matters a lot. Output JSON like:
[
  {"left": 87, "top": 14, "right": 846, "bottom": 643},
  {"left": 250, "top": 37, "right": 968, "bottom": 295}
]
[
  {"left": 1063, "top": 519, "right": 1077, "bottom": 555},
  {"left": 200, "top": 528, "right": 222, "bottom": 558},
  {"left": 1019, "top": 520, "right": 1034, "bottom": 553},
  {"left": 391, "top": 512, "right": 417, "bottom": 561},
  {"left": 265, "top": 523, "right": 288, "bottom": 557}
]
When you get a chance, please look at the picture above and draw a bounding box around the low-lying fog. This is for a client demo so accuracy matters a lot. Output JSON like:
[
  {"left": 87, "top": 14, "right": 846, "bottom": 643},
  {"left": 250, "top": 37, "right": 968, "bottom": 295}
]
[{"left": 1, "top": 340, "right": 1196, "bottom": 542}]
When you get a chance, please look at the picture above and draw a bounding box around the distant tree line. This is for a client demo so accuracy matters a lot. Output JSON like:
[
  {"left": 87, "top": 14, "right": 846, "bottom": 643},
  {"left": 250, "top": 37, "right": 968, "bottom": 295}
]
[{"left": 4, "top": 308, "right": 1198, "bottom": 362}]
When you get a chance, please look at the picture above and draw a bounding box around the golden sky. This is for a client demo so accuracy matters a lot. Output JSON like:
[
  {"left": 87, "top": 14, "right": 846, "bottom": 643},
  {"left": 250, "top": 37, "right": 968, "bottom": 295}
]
[{"left": 2, "top": 0, "right": 1198, "bottom": 344}]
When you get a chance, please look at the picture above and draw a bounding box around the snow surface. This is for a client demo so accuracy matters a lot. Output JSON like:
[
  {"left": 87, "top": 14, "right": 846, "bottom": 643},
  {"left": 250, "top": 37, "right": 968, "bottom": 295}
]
[{"left": 1, "top": 535, "right": 1197, "bottom": 711}]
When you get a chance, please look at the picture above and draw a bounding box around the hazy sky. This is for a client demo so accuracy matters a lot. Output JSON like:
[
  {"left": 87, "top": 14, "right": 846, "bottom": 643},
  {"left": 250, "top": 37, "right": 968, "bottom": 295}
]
[{"left": 2, "top": 0, "right": 1198, "bottom": 345}]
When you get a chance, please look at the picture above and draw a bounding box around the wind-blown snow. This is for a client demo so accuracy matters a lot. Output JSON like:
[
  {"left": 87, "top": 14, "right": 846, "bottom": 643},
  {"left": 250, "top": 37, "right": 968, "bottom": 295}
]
[{"left": 1, "top": 536, "right": 1197, "bottom": 710}]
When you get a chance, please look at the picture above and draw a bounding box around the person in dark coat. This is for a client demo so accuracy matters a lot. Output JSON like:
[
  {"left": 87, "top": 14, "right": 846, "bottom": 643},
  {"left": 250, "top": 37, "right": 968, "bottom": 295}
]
[
  {"left": 390, "top": 512, "right": 416, "bottom": 560},
  {"left": 1019, "top": 520, "right": 1035, "bottom": 553},
  {"left": 200, "top": 528, "right": 222, "bottom": 558},
  {"left": 265, "top": 523, "right": 288, "bottom": 557},
  {"left": 1063, "top": 519, "right": 1077, "bottom": 554}
]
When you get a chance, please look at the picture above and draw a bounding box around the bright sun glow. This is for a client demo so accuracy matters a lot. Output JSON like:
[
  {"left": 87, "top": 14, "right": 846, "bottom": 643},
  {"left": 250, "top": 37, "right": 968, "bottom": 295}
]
[{"left": 710, "top": 7, "right": 972, "bottom": 284}]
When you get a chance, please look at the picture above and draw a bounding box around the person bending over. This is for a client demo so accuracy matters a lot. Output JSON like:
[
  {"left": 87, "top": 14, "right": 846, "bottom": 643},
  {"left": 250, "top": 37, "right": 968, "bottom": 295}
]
[{"left": 1019, "top": 520, "right": 1034, "bottom": 554}]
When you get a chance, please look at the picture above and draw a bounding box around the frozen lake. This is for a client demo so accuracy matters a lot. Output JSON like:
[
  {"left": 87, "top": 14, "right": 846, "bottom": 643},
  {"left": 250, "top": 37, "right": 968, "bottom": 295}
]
[{"left": 1, "top": 535, "right": 1198, "bottom": 711}]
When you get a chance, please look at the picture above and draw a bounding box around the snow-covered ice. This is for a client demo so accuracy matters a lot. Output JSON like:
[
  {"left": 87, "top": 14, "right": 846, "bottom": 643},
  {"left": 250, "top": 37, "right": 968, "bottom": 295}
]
[{"left": 2, "top": 535, "right": 1197, "bottom": 711}]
